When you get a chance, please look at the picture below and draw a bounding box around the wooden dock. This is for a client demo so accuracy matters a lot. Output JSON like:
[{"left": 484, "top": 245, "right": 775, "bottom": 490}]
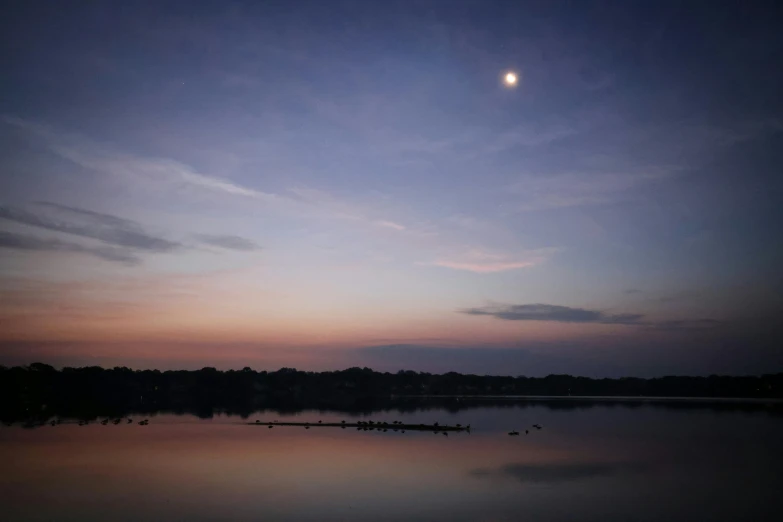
[{"left": 248, "top": 420, "right": 470, "bottom": 432}]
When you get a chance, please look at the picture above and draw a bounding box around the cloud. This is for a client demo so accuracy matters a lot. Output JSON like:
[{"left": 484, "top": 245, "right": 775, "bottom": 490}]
[
  {"left": 655, "top": 290, "right": 701, "bottom": 304},
  {"left": 502, "top": 118, "right": 783, "bottom": 213},
  {"left": 375, "top": 220, "right": 406, "bottom": 231},
  {"left": 0, "top": 230, "right": 139, "bottom": 264},
  {"left": 35, "top": 201, "right": 139, "bottom": 229},
  {"left": 4, "top": 117, "right": 416, "bottom": 232},
  {"left": 460, "top": 303, "right": 644, "bottom": 324},
  {"left": 460, "top": 302, "right": 726, "bottom": 332},
  {"left": 429, "top": 260, "right": 538, "bottom": 273},
  {"left": 3, "top": 115, "right": 282, "bottom": 202},
  {"left": 0, "top": 203, "right": 181, "bottom": 252},
  {"left": 479, "top": 123, "right": 579, "bottom": 156},
  {"left": 422, "top": 248, "right": 558, "bottom": 273},
  {"left": 176, "top": 167, "right": 277, "bottom": 200},
  {"left": 196, "top": 234, "right": 261, "bottom": 251},
  {"left": 625, "top": 288, "right": 643, "bottom": 294},
  {"left": 509, "top": 168, "right": 677, "bottom": 212},
  {"left": 470, "top": 462, "right": 646, "bottom": 484},
  {"left": 649, "top": 319, "right": 724, "bottom": 331},
  {"left": 384, "top": 121, "right": 581, "bottom": 160},
  {"left": 55, "top": 145, "right": 281, "bottom": 202}
]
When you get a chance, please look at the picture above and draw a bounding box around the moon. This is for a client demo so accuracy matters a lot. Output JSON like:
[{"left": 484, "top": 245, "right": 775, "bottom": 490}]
[{"left": 504, "top": 72, "right": 518, "bottom": 86}]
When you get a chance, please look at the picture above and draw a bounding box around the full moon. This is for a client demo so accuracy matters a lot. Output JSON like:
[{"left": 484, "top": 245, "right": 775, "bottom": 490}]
[{"left": 504, "top": 72, "right": 518, "bottom": 86}]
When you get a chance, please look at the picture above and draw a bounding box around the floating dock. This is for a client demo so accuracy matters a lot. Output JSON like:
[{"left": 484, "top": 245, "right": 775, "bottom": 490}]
[{"left": 248, "top": 421, "right": 470, "bottom": 432}]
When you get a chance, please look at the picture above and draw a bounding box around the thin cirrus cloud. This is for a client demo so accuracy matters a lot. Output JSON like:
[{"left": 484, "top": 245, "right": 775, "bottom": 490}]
[
  {"left": 0, "top": 203, "right": 182, "bottom": 252},
  {"left": 476, "top": 122, "right": 580, "bottom": 157},
  {"left": 503, "top": 118, "right": 783, "bottom": 213},
  {"left": 422, "top": 248, "right": 558, "bottom": 273},
  {"left": 0, "top": 201, "right": 261, "bottom": 264},
  {"left": 508, "top": 168, "right": 678, "bottom": 212},
  {"left": 374, "top": 220, "right": 406, "bottom": 231},
  {"left": 460, "top": 303, "right": 644, "bottom": 325},
  {"left": 460, "top": 302, "right": 725, "bottom": 331},
  {"left": 5, "top": 117, "right": 549, "bottom": 271},
  {"left": 0, "top": 230, "right": 140, "bottom": 265},
  {"left": 8, "top": 116, "right": 545, "bottom": 273},
  {"left": 650, "top": 319, "right": 725, "bottom": 331},
  {"left": 429, "top": 260, "right": 540, "bottom": 273},
  {"left": 4, "top": 116, "right": 415, "bottom": 232},
  {"left": 2, "top": 115, "right": 284, "bottom": 203},
  {"left": 56, "top": 140, "right": 282, "bottom": 204},
  {"left": 195, "top": 234, "right": 261, "bottom": 252}
]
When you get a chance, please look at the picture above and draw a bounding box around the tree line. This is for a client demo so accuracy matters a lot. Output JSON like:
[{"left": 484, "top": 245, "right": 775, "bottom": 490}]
[{"left": 1, "top": 363, "right": 781, "bottom": 422}]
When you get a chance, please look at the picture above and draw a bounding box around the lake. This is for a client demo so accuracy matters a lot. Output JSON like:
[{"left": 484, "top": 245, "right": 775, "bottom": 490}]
[{"left": 2, "top": 400, "right": 782, "bottom": 521}]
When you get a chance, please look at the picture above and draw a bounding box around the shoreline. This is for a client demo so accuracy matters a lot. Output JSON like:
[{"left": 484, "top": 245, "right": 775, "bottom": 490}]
[{"left": 402, "top": 395, "right": 783, "bottom": 403}]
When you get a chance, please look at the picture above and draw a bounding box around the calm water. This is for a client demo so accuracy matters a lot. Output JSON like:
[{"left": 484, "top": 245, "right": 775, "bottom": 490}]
[{"left": 2, "top": 401, "right": 782, "bottom": 521}]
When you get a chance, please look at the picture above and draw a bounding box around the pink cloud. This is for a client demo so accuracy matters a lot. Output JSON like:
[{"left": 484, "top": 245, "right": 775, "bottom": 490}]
[
  {"left": 375, "top": 220, "right": 406, "bottom": 231},
  {"left": 421, "top": 247, "right": 559, "bottom": 273},
  {"left": 429, "top": 260, "right": 538, "bottom": 273}
]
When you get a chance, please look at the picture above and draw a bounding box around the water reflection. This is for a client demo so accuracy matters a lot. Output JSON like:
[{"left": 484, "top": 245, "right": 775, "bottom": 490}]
[
  {"left": 2, "top": 402, "right": 782, "bottom": 521},
  {"left": 470, "top": 462, "right": 648, "bottom": 484},
  {"left": 4, "top": 396, "right": 783, "bottom": 426}
]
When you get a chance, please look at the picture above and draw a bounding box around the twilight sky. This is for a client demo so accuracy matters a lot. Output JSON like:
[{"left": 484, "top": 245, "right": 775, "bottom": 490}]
[{"left": 1, "top": 1, "right": 782, "bottom": 376}]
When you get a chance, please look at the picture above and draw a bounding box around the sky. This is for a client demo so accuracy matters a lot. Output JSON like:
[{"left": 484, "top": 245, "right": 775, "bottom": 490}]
[{"left": 1, "top": 1, "right": 782, "bottom": 376}]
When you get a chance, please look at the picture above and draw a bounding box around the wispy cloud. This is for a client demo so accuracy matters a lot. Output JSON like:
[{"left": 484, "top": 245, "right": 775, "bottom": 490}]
[
  {"left": 0, "top": 230, "right": 139, "bottom": 264},
  {"left": 478, "top": 123, "right": 579, "bottom": 156},
  {"left": 196, "top": 234, "right": 261, "bottom": 251},
  {"left": 56, "top": 142, "right": 282, "bottom": 203},
  {"left": 3, "top": 115, "right": 284, "bottom": 202},
  {"left": 5, "top": 117, "right": 420, "bottom": 233},
  {"left": 0, "top": 201, "right": 268, "bottom": 262},
  {"left": 421, "top": 248, "right": 558, "bottom": 273},
  {"left": 460, "top": 302, "right": 726, "bottom": 331},
  {"left": 375, "top": 220, "right": 406, "bottom": 231},
  {"left": 461, "top": 303, "right": 643, "bottom": 324},
  {"left": 508, "top": 167, "right": 678, "bottom": 212},
  {"left": 391, "top": 121, "right": 580, "bottom": 161},
  {"left": 0, "top": 203, "right": 182, "bottom": 252},
  {"left": 655, "top": 290, "right": 701, "bottom": 304},
  {"left": 36, "top": 201, "right": 140, "bottom": 229},
  {"left": 649, "top": 319, "right": 724, "bottom": 331},
  {"left": 429, "top": 260, "right": 539, "bottom": 273},
  {"left": 502, "top": 117, "right": 783, "bottom": 213}
]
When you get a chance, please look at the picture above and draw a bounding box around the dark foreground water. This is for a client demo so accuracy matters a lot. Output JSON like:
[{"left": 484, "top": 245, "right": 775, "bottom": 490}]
[{"left": 2, "top": 400, "right": 782, "bottom": 522}]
